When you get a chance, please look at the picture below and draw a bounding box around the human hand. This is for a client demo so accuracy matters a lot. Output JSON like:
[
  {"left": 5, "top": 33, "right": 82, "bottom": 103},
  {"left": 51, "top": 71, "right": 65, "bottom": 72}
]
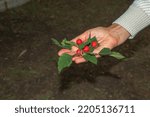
[{"left": 58, "top": 24, "right": 130, "bottom": 64}]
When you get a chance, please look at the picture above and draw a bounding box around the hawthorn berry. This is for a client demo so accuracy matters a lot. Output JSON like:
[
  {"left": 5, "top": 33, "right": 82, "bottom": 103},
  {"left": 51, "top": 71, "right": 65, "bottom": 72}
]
[
  {"left": 76, "top": 39, "right": 83, "bottom": 45},
  {"left": 91, "top": 41, "right": 97, "bottom": 47},
  {"left": 83, "top": 46, "right": 90, "bottom": 52},
  {"left": 76, "top": 49, "right": 82, "bottom": 55}
]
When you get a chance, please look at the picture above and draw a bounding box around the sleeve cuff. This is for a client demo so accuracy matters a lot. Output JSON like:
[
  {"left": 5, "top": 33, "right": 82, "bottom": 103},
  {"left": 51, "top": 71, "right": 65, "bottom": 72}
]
[{"left": 113, "top": 4, "right": 150, "bottom": 39}]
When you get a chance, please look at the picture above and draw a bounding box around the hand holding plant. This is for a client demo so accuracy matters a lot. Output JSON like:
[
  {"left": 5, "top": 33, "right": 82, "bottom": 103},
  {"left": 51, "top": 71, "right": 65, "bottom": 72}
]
[{"left": 52, "top": 26, "right": 128, "bottom": 73}]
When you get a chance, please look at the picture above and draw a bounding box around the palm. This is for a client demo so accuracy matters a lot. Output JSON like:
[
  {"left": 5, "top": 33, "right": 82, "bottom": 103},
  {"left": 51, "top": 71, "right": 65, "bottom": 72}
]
[{"left": 58, "top": 27, "right": 119, "bottom": 64}]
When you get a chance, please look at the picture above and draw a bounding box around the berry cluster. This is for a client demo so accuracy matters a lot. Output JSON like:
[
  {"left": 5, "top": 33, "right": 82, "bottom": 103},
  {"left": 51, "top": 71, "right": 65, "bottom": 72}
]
[
  {"left": 52, "top": 36, "right": 125, "bottom": 73},
  {"left": 76, "top": 39, "right": 98, "bottom": 55}
]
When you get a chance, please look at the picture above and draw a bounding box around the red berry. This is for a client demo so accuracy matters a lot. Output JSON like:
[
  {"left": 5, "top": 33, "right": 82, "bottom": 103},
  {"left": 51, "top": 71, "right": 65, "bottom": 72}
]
[
  {"left": 76, "top": 49, "right": 82, "bottom": 55},
  {"left": 83, "top": 46, "right": 90, "bottom": 52},
  {"left": 91, "top": 41, "right": 97, "bottom": 47},
  {"left": 76, "top": 39, "right": 83, "bottom": 45}
]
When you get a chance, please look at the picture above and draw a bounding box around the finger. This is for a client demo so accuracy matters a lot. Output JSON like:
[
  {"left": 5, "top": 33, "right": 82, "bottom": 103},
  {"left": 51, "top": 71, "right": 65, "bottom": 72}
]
[
  {"left": 74, "top": 53, "right": 100, "bottom": 64},
  {"left": 93, "top": 41, "right": 114, "bottom": 54},
  {"left": 93, "top": 46, "right": 106, "bottom": 54},
  {"left": 66, "top": 51, "right": 76, "bottom": 56},
  {"left": 73, "top": 54, "right": 100, "bottom": 61},
  {"left": 71, "top": 46, "right": 78, "bottom": 52},
  {"left": 58, "top": 49, "right": 75, "bottom": 56},
  {"left": 74, "top": 54, "right": 100, "bottom": 64},
  {"left": 75, "top": 57, "right": 86, "bottom": 64},
  {"left": 95, "top": 54, "right": 100, "bottom": 58},
  {"left": 58, "top": 49, "right": 71, "bottom": 56},
  {"left": 58, "top": 50, "right": 76, "bottom": 56},
  {"left": 72, "top": 56, "right": 81, "bottom": 61},
  {"left": 58, "top": 46, "right": 78, "bottom": 56}
]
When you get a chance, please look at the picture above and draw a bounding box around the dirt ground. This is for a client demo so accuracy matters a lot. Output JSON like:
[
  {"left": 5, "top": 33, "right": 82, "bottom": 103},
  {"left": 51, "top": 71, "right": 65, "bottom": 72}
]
[{"left": 0, "top": 0, "right": 150, "bottom": 100}]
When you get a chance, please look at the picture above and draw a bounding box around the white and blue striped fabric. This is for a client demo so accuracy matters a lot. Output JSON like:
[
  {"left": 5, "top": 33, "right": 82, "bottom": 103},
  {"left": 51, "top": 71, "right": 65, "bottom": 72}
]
[
  {"left": 114, "top": 0, "right": 150, "bottom": 39},
  {"left": 134, "top": 0, "right": 150, "bottom": 16}
]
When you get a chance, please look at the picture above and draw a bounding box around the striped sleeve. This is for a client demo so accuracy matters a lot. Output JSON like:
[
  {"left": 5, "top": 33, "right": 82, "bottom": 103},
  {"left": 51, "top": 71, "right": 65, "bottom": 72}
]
[
  {"left": 134, "top": 0, "right": 150, "bottom": 16},
  {"left": 113, "top": 0, "right": 150, "bottom": 39}
]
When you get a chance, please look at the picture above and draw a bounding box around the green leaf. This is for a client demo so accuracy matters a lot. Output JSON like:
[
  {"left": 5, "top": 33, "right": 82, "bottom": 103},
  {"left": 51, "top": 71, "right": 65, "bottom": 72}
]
[
  {"left": 62, "top": 44, "right": 72, "bottom": 50},
  {"left": 58, "top": 54, "right": 72, "bottom": 73},
  {"left": 86, "top": 37, "right": 93, "bottom": 45},
  {"left": 66, "top": 41, "right": 77, "bottom": 46},
  {"left": 83, "top": 53, "right": 97, "bottom": 64},
  {"left": 61, "top": 38, "right": 77, "bottom": 49},
  {"left": 61, "top": 38, "right": 67, "bottom": 45},
  {"left": 78, "top": 43, "right": 86, "bottom": 50},
  {"left": 90, "top": 36, "right": 97, "bottom": 42},
  {"left": 99, "top": 48, "right": 111, "bottom": 56},
  {"left": 87, "top": 36, "right": 97, "bottom": 43},
  {"left": 110, "top": 51, "right": 125, "bottom": 59},
  {"left": 61, "top": 38, "right": 76, "bottom": 46},
  {"left": 89, "top": 45, "right": 95, "bottom": 52},
  {"left": 51, "top": 38, "right": 62, "bottom": 47}
]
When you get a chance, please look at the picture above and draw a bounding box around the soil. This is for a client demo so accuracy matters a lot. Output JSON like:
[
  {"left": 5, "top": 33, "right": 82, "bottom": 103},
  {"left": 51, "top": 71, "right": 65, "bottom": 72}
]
[{"left": 0, "top": 0, "right": 150, "bottom": 99}]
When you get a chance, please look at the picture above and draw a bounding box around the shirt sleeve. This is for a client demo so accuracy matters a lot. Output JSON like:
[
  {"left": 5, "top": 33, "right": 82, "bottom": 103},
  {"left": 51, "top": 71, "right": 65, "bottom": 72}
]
[{"left": 113, "top": 0, "right": 150, "bottom": 39}]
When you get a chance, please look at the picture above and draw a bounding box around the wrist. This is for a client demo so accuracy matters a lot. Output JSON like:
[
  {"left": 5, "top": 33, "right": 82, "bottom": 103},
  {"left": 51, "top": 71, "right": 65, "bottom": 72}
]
[{"left": 107, "top": 24, "right": 130, "bottom": 46}]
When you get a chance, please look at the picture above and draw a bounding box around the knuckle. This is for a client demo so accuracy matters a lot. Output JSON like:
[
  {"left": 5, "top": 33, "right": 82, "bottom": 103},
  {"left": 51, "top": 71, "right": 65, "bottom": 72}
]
[{"left": 109, "top": 38, "right": 118, "bottom": 47}]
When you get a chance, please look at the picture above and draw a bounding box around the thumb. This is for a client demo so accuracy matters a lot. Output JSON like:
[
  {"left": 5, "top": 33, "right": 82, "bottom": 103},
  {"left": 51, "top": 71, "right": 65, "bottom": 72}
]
[{"left": 93, "top": 43, "right": 113, "bottom": 54}]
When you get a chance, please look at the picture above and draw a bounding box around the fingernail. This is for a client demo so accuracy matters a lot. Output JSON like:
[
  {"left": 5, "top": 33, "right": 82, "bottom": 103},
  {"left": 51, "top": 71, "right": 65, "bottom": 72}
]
[
  {"left": 58, "top": 52, "right": 61, "bottom": 56},
  {"left": 75, "top": 61, "right": 79, "bottom": 64}
]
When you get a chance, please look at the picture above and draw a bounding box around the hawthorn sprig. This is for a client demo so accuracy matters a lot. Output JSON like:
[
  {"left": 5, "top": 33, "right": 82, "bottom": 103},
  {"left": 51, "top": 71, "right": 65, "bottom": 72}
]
[{"left": 52, "top": 36, "right": 125, "bottom": 73}]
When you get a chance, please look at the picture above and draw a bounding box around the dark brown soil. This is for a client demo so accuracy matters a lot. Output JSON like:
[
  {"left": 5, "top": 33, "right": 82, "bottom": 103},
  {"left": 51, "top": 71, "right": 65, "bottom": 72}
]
[{"left": 0, "top": 0, "right": 150, "bottom": 99}]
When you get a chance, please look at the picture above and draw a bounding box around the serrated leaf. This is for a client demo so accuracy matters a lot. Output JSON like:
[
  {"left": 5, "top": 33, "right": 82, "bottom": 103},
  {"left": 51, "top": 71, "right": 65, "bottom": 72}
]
[
  {"left": 89, "top": 45, "right": 95, "bottom": 52},
  {"left": 58, "top": 54, "right": 72, "bottom": 73},
  {"left": 61, "top": 38, "right": 67, "bottom": 46},
  {"left": 86, "top": 37, "right": 93, "bottom": 45},
  {"left": 83, "top": 53, "right": 97, "bottom": 64},
  {"left": 61, "top": 38, "right": 76, "bottom": 46},
  {"left": 87, "top": 36, "right": 97, "bottom": 43},
  {"left": 110, "top": 51, "right": 125, "bottom": 59},
  {"left": 66, "top": 41, "right": 77, "bottom": 46},
  {"left": 90, "top": 36, "right": 97, "bottom": 42},
  {"left": 99, "top": 48, "right": 111, "bottom": 56},
  {"left": 62, "top": 45, "right": 72, "bottom": 50},
  {"left": 61, "top": 38, "right": 77, "bottom": 49},
  {"left": 78, "top": 43, "right": 86, "bottom": 50},
  {"left": 51, "top": 38, "right": 62, "bottom": 47},
  {"left": 61, "top": 38, "right": 67, "bottom": 44}
]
